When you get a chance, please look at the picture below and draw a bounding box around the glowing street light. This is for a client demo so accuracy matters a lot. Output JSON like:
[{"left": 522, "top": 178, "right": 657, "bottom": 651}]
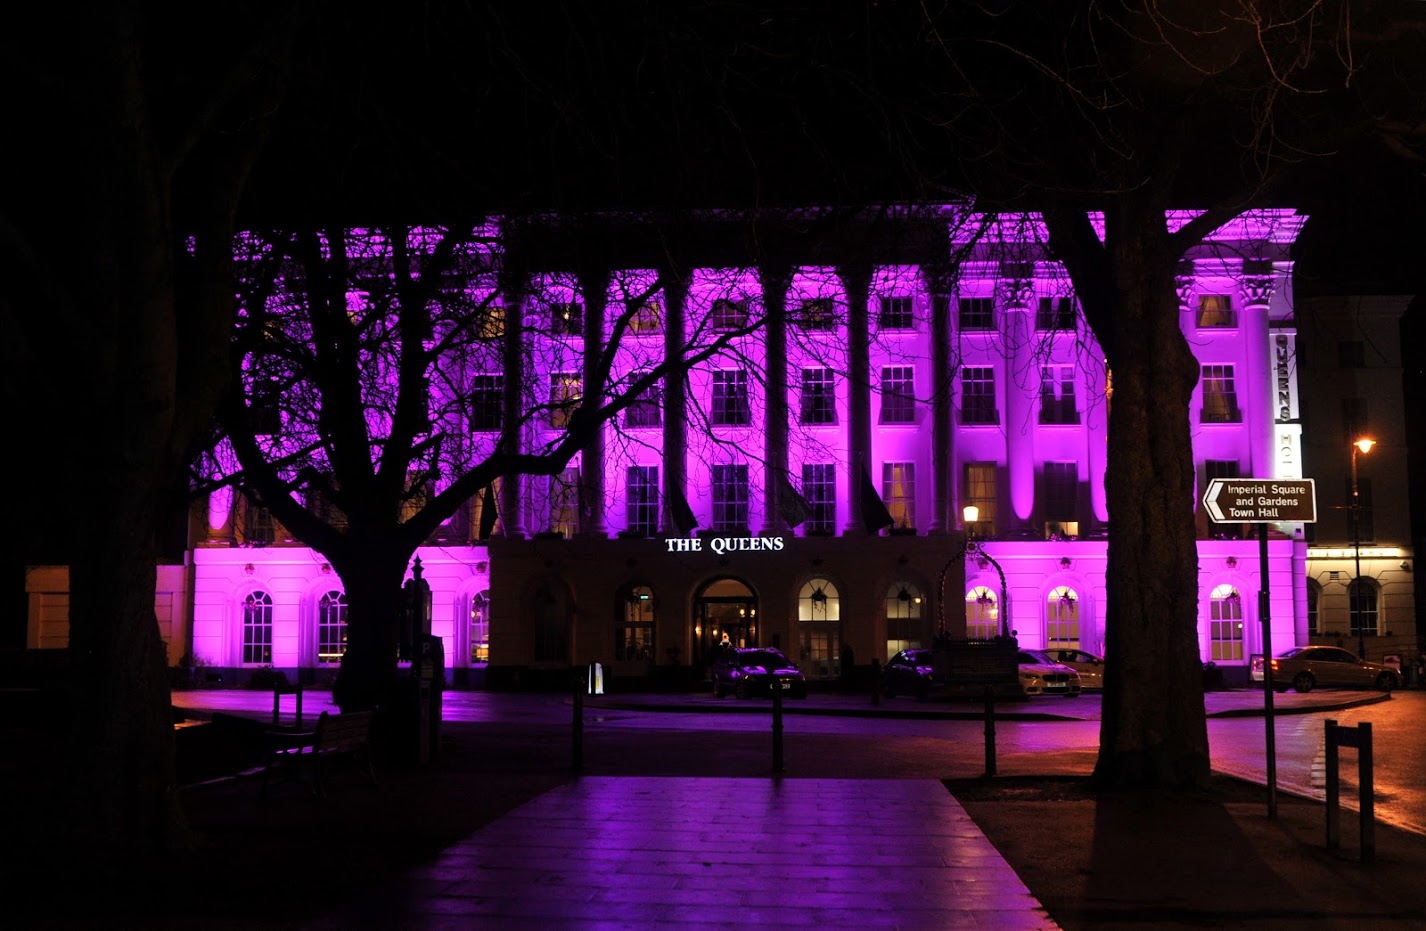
[{"left": 1350, "top": 437, "right": 1375, "bottom": 659}]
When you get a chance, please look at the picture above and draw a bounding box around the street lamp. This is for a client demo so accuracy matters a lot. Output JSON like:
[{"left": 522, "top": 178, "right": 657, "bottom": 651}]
[{"left": 1350, "top": 437, "right": 1375, "bottom": 659}]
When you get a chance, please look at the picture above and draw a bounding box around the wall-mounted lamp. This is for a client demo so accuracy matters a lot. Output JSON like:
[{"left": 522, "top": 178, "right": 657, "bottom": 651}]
[
  {"left": 1226, "top": 556, "right": 1238, "bottom": 569},
  {"left": 1402, "top": 562, "right": 1413, "bottom": 573},
  {"left": 243, "top": 563, "right": 255, "bottom": 575},
  {"left": 1059, "top": 556, "right": 1072, "bottom": 569}
]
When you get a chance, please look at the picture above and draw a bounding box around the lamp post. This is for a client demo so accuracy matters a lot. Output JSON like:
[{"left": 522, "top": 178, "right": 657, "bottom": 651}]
[{"left": 1350, "top": 437, "right": 1375, "bottom": 659}]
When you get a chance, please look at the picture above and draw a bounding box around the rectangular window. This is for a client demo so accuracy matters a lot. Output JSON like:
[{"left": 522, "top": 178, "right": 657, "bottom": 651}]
[
  {"left": 801, "top": 463, "right": 836, "bottom": 535},
  {"left": 963, "top": 462, "right": 997, "bottom": 538},
  {"left": 882, "top": 462, "right": 915, "bottom": 530},
  {"left": 712, "top": 297, "right": 748, "bottom": 331},
  {"left": 1349, "top": 580, "right": 1379, "bottom": 637},
  {"left": 712, "top": 370, "right": 750, "bottom": 426},
  {"left": 795, "top": 297, "right": 836, "bottom": 331},
  {"left": 550, "top": 300, "right": 583, "bottom": 336},
  {"left": 712, "top": 464, "right": 749, "bottom": 531},
  {"left": 1210, "top": 593, "right": 1244, "bottom": 661},
  {"left": 958, "top": 297, "right": 995, "bottom": 331},
  {"left": 1044, "top": 461, "right": 1078, "bottom": 531},
  {"left": 880, "top": 365, "right": 916, "bottom": 424},
  {"left": 1200, "top": 365, "right": 1240, "bottom": 423},
  {"left": 960, "top": 367, "right": 999, "bottom": 425},
  {"left": 317, "top": 591, "right": 348, "bottom": 666},
  {"left": 1196, "top": 295, "right": 1237, "bottom": 328},
  {"left": 878, "top": 295, "right": 914, "bottom": 330},
  {"left": 1337, "top": 340, "right": 1365, "bottom": 369},
  {"left": 240, "top": 493, "right": 274, "bottom": 546},
  {"left": 549, "top": 469, "right": 580, "bottom": 537},
  {"left": 1045, "top": 590, "right": 1079, "bottom": 650},
  {"left": 242, "top": 592, "right": 273, "bottom": 665},
  {"left": 1206, "top": 459, "right": 1244, "bottom": 539},
  {"left": 470, "top": 374, "right": 504, "bottom": 432},
  {"left": 1038, "top": 365, "right": 1079, "bottom": 425},
  {"left": 799, "top": 367, "right": 837, "bottom": 425},
  {"left": 626, "top": 466, "right": 660, "bottom": 536},
  {"left": 1036, "top": 296, "right": 1076, "bottom": 331},
  {"left": 617, "top": 588, "right": 656, "bottom": 662},
  {"left": 1341, "top": 398, "right": 1370, "bottom": 443},
  {"left": 630, "top": 300, "right": 663, "bottom": 333},
  {"left": 625, "top": 371, "right": 662, "bottom": 427},
  {"left": 251, "top": 379, "right": 282, "bottom": 436},
  {"left": 470, "top": 592, "right": 490, "bottom": 664},
  {"left": 477, "top": 304, "right": 506, "bottom": 339},
  {"left": 549, "top": 372, "right": 581, "bottom": 428}
]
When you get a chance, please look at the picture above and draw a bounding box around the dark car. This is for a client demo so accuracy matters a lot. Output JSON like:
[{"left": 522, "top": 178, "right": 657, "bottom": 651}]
[
  {"left": 882, "top": 649, "right": 938, "bottom": 699},
  {"left": 1270, "top": 646, "right": 1400, "bottom": 693},
  {"left": 711, "top": 648, "right": 808, "bottom": 699}
]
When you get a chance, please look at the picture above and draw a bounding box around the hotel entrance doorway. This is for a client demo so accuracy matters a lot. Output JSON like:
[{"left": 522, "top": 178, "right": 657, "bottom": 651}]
[{"left": 693, "top": 577, "right": 759, "bottom": 674}]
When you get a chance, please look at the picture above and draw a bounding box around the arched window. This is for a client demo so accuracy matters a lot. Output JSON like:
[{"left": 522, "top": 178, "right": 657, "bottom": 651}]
[
  {"left": 1306, "top": 579, "right": 1321, "bottom": 636},
  {"left": 317, "top": 590, "right": 348, "bottom": 665},
  {"left": 1045, "top": 586, "right": 1079, "bottom": 650},
  {"left": 885, "top": 582, "right": 924, "bottom": 655},
  {"left": 242, "top": 590, "right": 273, "bottom": 665},
  {"left": 965, "top": 586, "right": 998, "bottom": 640},
  {"left": 798, "top": 577, "right": 841, "bottom": 679},
  {"left": 470, "top": 590, "right": 490, "bottom": 664},
  {"left": 618, "top": 585, "right": 656, "bottom": 661},
  {"left": 1209, "top": 584, "right": 1244, "bottom": 661},
  {"left": 1348, "top": 578, "right": 1379, "bottom": 637}
]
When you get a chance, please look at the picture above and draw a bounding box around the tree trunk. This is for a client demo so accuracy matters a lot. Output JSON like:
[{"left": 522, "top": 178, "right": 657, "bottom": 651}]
[
  {"left": 1088, "top": 214, "right": 1211, "bottom": 791},
  {"left": 330, "top": 543, "right": 410, "bottom": 714}
]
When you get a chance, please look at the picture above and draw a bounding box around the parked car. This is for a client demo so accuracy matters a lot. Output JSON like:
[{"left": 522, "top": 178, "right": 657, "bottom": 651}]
[
  {"left": 711, "top": 647, "right": 808, "bottom": 699},
  {"left": 881, "top": 649, "right": 938, "bottom": 699},
  {"left": 1017, "top": 649, "right": 1082, "bottom": 697},
  {"left": 1269, "top": 646, "right": 1401, "bottom": 694},
  {"left": 1045, "top": 648, "right": 1104, "bottom": 690}
]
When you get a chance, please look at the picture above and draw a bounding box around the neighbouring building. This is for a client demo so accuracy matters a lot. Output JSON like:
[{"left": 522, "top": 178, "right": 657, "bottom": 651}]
[
  {"left": 1298, "top": 294, "right": 1419, "bottom": 673},
  {"left": 31, "top": 207, "right": 1340, "bottom": 689}
]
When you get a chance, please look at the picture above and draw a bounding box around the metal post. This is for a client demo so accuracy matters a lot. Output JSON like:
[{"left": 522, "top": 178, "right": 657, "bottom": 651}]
[
  {"left": 1352, "top": 446, "right": 1364, "bottom": 659},
  {"left": 771, "top": 686, "right": 784, "bottom": 773},
  {"left": 571, "top": 672, "right": 584, "bottom": 772},
  {"left": 1360, "top": 722, "right": 1375, "bottom": 864},
  {"left": 983, "top": 685, "right": 997, "bottom": 776},
  {"left": 1325, "top": 719, "right": 1340, "bottom": 850},
  {"left": 1259, "top": 523, "right": 1277, "bottom": 820}
]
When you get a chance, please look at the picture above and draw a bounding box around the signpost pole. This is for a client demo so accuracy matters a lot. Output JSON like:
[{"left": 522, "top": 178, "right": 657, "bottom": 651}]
[{"left": 1259, "top": 522, "right": 1277, "bottom": 820}]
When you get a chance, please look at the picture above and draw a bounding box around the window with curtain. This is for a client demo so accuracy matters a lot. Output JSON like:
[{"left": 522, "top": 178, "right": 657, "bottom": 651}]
[
  {"left": 882, "top": 462, "right": 916, "bottom": 530},
  {"left": 1045, "top": 586, "right": 1079, "bottom": 650},
  {"left": 1201, "top": 365, "right": 1240, "bottom": 423}
]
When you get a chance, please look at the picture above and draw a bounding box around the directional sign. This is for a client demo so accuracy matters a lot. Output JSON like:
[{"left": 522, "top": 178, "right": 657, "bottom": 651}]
[{"left": 1203, "top": 478, "right": 1316, "bottom": 524}]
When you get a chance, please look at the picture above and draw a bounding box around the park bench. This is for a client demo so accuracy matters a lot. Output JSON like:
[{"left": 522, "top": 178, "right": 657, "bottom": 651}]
[{"left": 261, "top": 709, "right": 378, "bottom": 798}]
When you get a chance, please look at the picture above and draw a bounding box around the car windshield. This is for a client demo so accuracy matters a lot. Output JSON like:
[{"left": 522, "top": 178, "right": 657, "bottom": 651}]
[
  {"left": 1019, "top": 650, "right": 1053, "bottom": 664},
  {"left": 1278, "top": 648, "right": 1307, "bottom": 659},
  {"left": 737, "top": 651, "right": 787, "bottom": 668}
]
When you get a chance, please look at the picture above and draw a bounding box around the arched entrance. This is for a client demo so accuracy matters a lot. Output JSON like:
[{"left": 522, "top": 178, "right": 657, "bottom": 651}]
[{"left": 693, "top": 577, "right": 758, "bottom": 672}]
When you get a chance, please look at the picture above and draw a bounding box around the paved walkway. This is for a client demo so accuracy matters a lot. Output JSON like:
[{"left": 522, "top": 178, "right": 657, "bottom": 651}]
[
  {"left": 171, "top": 686, "right": 1396, "bottom": 930},
  {"left": 309, "top": 776, "right": 1059, "bottom": 930}
]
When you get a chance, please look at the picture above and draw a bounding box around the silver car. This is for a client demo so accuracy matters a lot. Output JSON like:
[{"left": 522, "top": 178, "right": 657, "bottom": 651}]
[{"left": 1270, "top": 646, "right": 1400, "bottom": 693}]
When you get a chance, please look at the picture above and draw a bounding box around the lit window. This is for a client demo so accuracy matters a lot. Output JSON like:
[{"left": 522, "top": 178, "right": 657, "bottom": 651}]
[
  {"left": 963, "top": 462, "right": 996, "bottom": 538},
  {"left": 617, "top": 585, "right": 656, "bottom": 661},
  {"left": 1209, "top": 584, "right": 1244, "bottom": 661},
  {"left": 1196, "top": 295, "right": 1237, "bottom": 328},
  {"left": 549, "top": 372, "right": 581, "bottom": 428},
  {"left": 965, "top": 587, "right": 998, "bottom": 640},
  {"left": 550, "top": 300, "right": 583, "bottom": 336},
  {"left": 317, "top": 591, "right": 348, "bottom": 666},
  {"left": 630, "top": 300, "right": 662, "bottom": 333},
  {"left": 795, "top": 297, "right": 836, "bottom": 331},
  {"left": 1201, "top": 365, "right": 1240, "bottom": 423},
  {"left": 470, "top": 591, "right": 489, "bottom": 664},
  {"left": 882, "top": 461, "right": 915, "bottom": 530},
  {"left": 1045, "top": 587, "right": 1079, "bottom": 650}
]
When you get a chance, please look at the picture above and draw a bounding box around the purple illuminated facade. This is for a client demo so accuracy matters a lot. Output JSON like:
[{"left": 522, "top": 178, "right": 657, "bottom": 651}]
[{"left": 29, "top": 208, "right": 1321, "bottom": 687}]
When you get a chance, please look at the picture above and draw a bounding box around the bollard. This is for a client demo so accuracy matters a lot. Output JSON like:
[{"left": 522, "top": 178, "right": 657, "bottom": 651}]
[
  {"left": 1324, "top": 718, "right": 1375, "bottom": 863},
  {"left": 983, "top": 685, "right": 997, "bottom": 776},
  {"left": 571, "top": 673, "right": 584, "bottom": 772},
  {"left": 772, "top": 685, "right": 784, "bottom": 772}
]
